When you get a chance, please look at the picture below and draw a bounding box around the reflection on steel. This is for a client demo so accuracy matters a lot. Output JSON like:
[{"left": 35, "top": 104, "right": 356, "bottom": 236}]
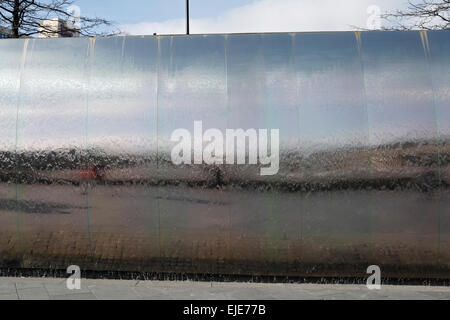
[{"left": 0, "top": 31, "right": 448, "bottom": 278}]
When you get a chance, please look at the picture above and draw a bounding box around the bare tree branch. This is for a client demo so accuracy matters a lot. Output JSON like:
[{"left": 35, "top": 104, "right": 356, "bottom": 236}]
[
  {"left": 0, "top": 0, "right": 120, "bottom": 38},
  {"left": 382, "top": 0, "right": 450, "bottom": 30}
]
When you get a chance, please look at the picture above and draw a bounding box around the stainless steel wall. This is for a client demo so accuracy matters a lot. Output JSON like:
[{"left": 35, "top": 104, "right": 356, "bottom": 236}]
[{"left": 0, "top": 30, "right": 448, "bottom": 278}]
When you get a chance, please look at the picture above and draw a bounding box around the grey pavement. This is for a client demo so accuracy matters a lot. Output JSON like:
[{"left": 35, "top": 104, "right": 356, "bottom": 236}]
[{"left": 0, "top": 277, "right": 448, "bottom": 300}]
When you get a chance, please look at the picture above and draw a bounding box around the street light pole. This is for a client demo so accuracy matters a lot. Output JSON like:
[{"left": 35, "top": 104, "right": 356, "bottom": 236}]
[{"left": 186, "top": 0, "right": 190, "bottom": 35}]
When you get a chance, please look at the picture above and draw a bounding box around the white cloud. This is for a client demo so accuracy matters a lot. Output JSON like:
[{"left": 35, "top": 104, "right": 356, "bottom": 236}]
[{"left": 120, "top": 0, "right": 406, "bottom": 35}]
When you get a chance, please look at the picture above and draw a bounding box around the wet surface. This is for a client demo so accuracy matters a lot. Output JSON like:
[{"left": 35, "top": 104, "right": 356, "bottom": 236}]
[
  {"left": 0, "top": 198, "right": 86, "bottom": 214},
  {"left": 0, "top": 183, "right": 448, "bottom": 278},
  {"left": 0, "top": 31, "right": 448, "bottom": 278}
]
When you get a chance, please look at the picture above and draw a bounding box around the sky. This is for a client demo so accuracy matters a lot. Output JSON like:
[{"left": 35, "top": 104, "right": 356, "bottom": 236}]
[{"left": 73, "top": 0, "right": 409, "bottom": 35}]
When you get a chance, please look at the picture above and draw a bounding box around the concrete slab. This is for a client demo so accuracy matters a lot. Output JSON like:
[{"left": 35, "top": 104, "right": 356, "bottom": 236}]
[
  {"left": 0, "top": 293, "right": 19, "bottom": 300},
  {"left": 45, "top": 283, "right": 91, "bottom": 296},
  {"left": 0, "top": 283, "right": 17, "bottom": 295},
  {"left": 0, "top": 277, "right": 448, "bottom": 300},
  {"left": 17, "top": 287, "right": 50, "bottom": 300},
  {"left": 50, "top": 293, "right": 97, "bottom": 300},
  {"left": 87, "top": 284, "right": 142, "bottom": 300}
]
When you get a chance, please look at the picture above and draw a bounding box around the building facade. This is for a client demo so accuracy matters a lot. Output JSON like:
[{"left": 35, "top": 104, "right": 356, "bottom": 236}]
[
  {"left": 39, "top": 19, "right": 80, "bottom": 38},
  {"left": 0, "top": 26, "right": 12, "bottom": 38}
]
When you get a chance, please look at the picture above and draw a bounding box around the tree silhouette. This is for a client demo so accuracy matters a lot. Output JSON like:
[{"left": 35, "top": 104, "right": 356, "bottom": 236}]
[
  {"left": 0, "top": 0, "right": 118, "bottom": 38},
  {"left": 382, "top": 0, "right": 449, "bottom": 30}
]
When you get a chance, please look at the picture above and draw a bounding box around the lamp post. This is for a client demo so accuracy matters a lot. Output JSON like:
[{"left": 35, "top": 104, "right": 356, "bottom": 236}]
[{"left": 186, "top": 0, "right": 190, "bottom": 35}]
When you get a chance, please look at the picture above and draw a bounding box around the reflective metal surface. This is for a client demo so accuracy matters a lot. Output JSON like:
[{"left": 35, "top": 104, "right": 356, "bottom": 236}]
[{"left": 0, "top": 31, "right": 448, "bottom": 278}]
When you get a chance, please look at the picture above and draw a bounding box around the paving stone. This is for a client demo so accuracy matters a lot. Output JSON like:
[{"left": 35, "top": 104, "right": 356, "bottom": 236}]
[
  {"left": 133, "top": 286, "right": 175, "bottom": 300},
  {"left": 0, "top": 283, "right": 17, "bottom": 295},
  {"left": 0, "top": 277, "right": 448, "bottom": 300},
  {"left": 50, "top": 293, "right": 97, "bottom": 300},
  {"left": 168, "top": 288, "right": 232, "bottom": 300},
  {"left": 134, "top": 284, "right": 236, "bottom": 300},
  {"left": 318, "top": 292, "right": 358, "bottom": 300},
  {"left": 45, "top": 283, "right": 91, "bottom": 296},
  {"left": 223, "top": 286, "right": 316, "bottom": 300},
  {"left": 417, "top": 291, "right": 450, "bottom": 300},
  {"left": 221, "top": 287, "right": 278, "bottom": 300},
  {"left": 15, "top": 281, "right": 45, "bottom": 290},
  {"left": 306, "top": 289, "right": 354, "bottom": 298},
  {"left": 88, "top": 285, "right": 142, "bottom": 300},
  {"left": 346, "top": 290, "right": 391, "bottom": 300},
  {"left": 0, "top": 292, "right": 19, "bottom": 300},
  {"left": 265, "top": 289, "right": 317, "bottom": 300},
  {"left": 381, "top": 292, "right": 436, "bottom": 300},
  {"left": 17, "top": 287, "right": 50, "bottom": 300}
]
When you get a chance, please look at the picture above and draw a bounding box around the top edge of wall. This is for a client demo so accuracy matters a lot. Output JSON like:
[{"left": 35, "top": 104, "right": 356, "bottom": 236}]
[{"left": 2, "top": 29, "right": 448, "bottom": 41}]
